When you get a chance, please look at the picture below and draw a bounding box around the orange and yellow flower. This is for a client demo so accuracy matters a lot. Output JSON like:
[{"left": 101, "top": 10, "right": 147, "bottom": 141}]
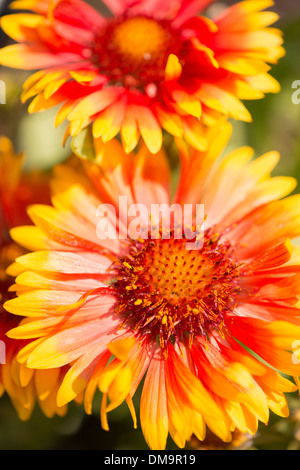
[
  {"left": 0, "top": 136, "right": 67, "bottom": 420},
  {"left": 4, "top": 121, "right": 300, "bottom": 449},
  {"left": 0, "top": 0, "right": 284, "bottom": 153}
]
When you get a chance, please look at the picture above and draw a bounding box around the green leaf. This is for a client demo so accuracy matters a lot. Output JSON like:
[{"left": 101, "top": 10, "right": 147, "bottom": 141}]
[{"left": 71, "top": 126, "right": 96, "bottom": 161}]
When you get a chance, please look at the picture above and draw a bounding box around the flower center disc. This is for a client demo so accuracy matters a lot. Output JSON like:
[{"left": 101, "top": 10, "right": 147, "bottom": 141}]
[
  {"left": 114, "top": 233, "right": 241, "bottom": 349},
  {"left": 112, "top": 17, "right": 170, "bottom": 63},
  {"left": 92, "top": 15, "right": 181, "bottom": 89}
]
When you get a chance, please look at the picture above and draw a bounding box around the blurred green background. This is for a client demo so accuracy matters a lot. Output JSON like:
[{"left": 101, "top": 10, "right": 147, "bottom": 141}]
[{"left": 0, "top": 0, "right": 300, "bottom": 450}]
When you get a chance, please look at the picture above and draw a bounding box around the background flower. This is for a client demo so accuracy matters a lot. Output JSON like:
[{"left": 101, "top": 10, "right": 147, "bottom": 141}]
[
  {"left": 0, "top": 136, "right": 68, "bottom": 423},
  {"left": 0, "top": 0, "right": 283, "bottom": 154}
]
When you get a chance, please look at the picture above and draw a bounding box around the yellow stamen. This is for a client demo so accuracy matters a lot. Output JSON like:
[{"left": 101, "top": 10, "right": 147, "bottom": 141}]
[{"left": 123, "top": 261, "right": 132, "bottom": 270}]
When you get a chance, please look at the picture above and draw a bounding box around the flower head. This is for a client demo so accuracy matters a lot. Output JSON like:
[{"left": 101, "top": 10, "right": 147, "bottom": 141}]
[
  {"left": 4, "top": 122, "right": 300, "bottom": 449},
  {"left": 0, "top": 136, "right": 67, "bottom": 420},
  {"left": 0, "top": 0, "right": 284, "bottom": 153}
]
